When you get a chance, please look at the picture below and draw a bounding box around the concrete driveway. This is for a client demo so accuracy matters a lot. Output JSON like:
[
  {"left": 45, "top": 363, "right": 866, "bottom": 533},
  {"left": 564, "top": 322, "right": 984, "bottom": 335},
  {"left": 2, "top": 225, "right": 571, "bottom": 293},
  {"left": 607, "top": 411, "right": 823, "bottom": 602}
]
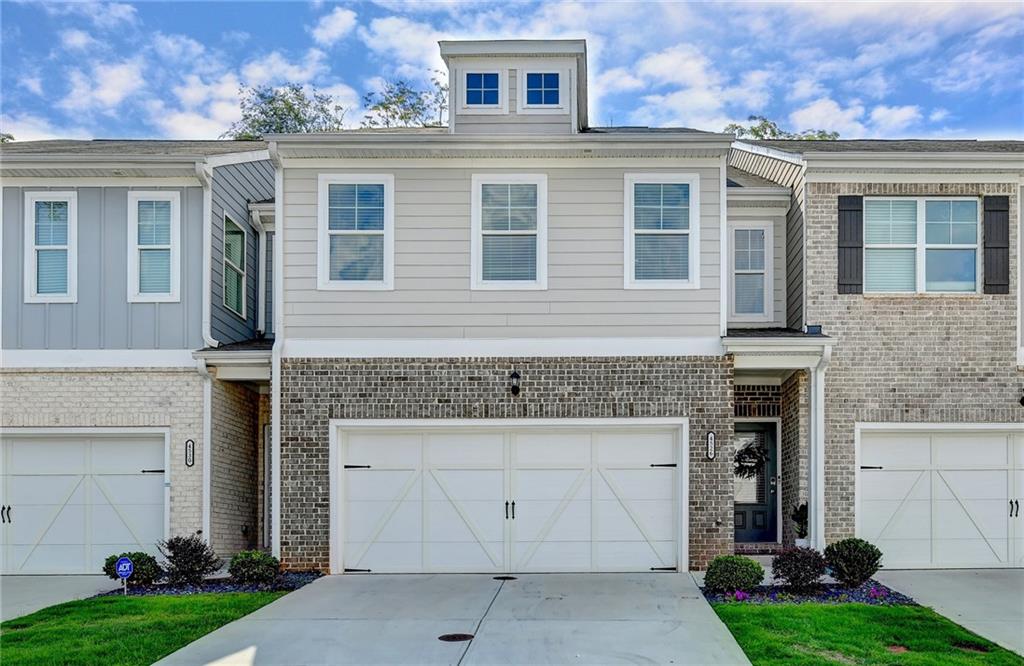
[
  {"left": 159, "top": 573, "right": 750, "bottom": 665},
  {"left": 1, "top": 575, "right": 118, "bottom": 621},
  {"left": 875, "top": 569, "right": 1024, "bottom": 656}
]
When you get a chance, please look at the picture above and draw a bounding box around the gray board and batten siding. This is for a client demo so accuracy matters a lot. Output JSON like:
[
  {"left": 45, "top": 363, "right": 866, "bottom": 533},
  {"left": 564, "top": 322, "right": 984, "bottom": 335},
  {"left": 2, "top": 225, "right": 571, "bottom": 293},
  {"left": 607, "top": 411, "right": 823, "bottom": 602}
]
[
  {"left": 2, "top": 184, "right": 204, "bottom": 350},
  {"left": 210, "top": 160, "right": 275, "bottom": 344}
]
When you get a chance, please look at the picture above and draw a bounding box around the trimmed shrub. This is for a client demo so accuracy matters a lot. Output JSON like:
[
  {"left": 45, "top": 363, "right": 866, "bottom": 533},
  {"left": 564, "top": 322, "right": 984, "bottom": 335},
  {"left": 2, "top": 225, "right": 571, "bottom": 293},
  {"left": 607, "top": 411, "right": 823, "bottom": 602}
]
[
  {"left": 825, "top": 538, "right": 883, "bottom": 588},
  {"left": 102, "top": 551, "right": 162, "bottom": 585},
  {"left": 229, "top": 550, "right": 280, "bottom": 584},
  {"left": 159, "top": 533, "right": 222, "bottom": 585},
  {"left": 704, "top": 555, "right": 765, "bottom": 593},
  {"left": 772, "top": 547, "right": 826, "bottom": 591}
]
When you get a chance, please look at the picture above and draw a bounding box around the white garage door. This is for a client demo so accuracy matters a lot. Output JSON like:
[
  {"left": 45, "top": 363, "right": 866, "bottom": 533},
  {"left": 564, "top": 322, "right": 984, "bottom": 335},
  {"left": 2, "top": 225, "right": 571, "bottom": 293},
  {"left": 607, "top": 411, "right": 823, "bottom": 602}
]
[
  {"left": 859, "top": 428, "right": 1024, "bottom": 569},
  {"left": 340, "top": 425, "right": 683, "bottom": 573},
  {"left": 0, "top": 433, "right": 166, "bottom": 574}
]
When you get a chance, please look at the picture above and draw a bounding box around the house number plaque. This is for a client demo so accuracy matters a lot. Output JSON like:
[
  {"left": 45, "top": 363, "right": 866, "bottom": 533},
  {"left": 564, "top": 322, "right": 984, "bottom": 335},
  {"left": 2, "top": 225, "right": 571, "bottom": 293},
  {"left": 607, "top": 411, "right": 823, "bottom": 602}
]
[
  {"left": 706, "top": 432, "right": 716, "bottom": 460},
  {"left": 185, "top": 439, "right": 195, "bottom": 467}
]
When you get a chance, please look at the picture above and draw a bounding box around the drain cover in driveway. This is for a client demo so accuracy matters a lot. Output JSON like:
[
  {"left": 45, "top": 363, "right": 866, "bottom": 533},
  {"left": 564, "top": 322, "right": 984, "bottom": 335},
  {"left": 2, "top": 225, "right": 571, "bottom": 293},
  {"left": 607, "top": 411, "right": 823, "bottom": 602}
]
[{"left": 438, "top": 633, "right": 474, "bottom": 642}]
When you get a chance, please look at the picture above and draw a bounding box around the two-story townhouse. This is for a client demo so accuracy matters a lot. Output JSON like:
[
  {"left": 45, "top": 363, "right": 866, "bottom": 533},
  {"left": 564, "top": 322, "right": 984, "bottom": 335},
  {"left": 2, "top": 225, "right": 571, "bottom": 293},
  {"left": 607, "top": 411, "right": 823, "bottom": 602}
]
[
  {"left": 731, "top": 139, "right": 1024, "bottom": 569},
  {"left": 265, "top": 40, "right": 833, "bottom": 574},
  {"left": 0, "top": 140, "right": 277, "bottom": 573}
]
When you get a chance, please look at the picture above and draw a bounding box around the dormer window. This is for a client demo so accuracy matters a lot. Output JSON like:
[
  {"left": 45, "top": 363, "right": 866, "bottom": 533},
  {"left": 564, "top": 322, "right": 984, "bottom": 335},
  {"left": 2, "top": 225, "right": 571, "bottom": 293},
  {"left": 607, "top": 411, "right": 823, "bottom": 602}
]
[
  {"left": 525, "top": 73, "right": 559, "bottom": 106},
  {"left": 465, "top": 72, "right": 500, "bottom": 106}
]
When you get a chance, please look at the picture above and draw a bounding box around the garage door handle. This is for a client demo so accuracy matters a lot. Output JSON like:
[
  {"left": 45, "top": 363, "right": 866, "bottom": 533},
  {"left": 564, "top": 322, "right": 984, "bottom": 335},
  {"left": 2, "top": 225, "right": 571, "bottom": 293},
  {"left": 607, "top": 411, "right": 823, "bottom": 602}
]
[
  {"left": 505, "top": 501, "right": 509, "bottom": 519},
  {"left": 511, "top": 501, "right": 515, "bottom": 520}
]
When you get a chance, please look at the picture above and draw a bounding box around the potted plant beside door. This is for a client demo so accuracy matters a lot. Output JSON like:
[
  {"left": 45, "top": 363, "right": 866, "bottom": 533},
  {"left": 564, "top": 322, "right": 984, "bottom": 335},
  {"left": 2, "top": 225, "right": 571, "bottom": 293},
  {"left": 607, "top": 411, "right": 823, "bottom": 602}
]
[{"left": 792, "top": 502, "right": 809, "bottom": 547}]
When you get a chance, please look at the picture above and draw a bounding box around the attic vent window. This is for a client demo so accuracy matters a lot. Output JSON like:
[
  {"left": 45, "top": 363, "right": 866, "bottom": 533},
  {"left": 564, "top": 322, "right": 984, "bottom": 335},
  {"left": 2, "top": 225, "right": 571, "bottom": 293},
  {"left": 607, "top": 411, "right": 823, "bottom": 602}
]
[
  {"left": 466, "top": 72, "right": 499, "bottom": 106},
  {"left": 526, "top": 73, "right": 559, "bottom": 106}
]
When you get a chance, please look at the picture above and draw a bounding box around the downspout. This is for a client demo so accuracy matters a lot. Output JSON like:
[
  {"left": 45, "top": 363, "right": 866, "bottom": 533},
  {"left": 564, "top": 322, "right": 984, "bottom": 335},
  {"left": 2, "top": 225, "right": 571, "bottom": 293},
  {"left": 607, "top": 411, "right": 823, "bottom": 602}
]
[
  {"left": 252, "top": 208, "right": 267, "bottom": 335},
  {"left": 196, "top": 358, "right": 213, "bottom": 544},
  {"left": 196, "top": 162, "right": 218, "bottom": 348},
  {"left": 808, "top": 344, "right": 832, "bottom": 551},
  {"left": 269, "top": 142, "right": 284, "bottom": 559}
]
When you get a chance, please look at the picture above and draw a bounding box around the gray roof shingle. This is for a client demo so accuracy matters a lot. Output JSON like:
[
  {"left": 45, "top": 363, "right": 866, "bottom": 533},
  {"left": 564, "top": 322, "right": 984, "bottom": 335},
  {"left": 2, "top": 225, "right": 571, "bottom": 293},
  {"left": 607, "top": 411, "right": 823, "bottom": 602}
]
[{"left": 746, "top": 139, "right": 1024, "bottom": 154}]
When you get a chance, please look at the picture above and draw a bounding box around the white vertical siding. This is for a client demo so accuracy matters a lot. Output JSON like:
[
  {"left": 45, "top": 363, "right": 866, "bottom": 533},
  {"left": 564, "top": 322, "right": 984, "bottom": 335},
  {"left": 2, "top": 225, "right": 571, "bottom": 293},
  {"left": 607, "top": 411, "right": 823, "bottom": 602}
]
[{"left": 281, "top": 163, "right": 723, "bottom": 339}]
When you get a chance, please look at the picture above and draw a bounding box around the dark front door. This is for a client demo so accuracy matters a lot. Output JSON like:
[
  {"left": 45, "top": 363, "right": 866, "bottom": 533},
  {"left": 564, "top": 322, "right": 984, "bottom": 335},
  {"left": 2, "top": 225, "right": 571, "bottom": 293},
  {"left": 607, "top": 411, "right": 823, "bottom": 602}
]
[{"left": 733, "top": 422, "right": 778, "bottom": 543}]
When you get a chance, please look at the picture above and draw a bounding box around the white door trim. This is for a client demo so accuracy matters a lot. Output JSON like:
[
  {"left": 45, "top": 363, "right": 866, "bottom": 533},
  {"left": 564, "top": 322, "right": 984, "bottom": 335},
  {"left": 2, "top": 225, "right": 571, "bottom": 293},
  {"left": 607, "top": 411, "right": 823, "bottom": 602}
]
[
  {"left": 328, "top": 417, "right": 689, "bottom": 575},
  {"left": 735, "top": 417, "right": 783, "bottom": 544},
  {"left": 0, "top": 427, "right": 172, "bottom": 572}
]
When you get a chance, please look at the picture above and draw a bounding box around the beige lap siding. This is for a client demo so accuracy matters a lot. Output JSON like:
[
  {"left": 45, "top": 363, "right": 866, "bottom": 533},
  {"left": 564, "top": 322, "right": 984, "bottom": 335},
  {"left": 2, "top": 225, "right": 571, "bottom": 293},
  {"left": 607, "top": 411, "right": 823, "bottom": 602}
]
[
  {"left": 210, "top": 379, "right": 261, "bottom": 557},
  {"left": 279, "top": 356, "right": 735, "bottom": 572},
  {"left": 0, "top": 367, "right": 205, "bottom": 536},
  {"left": 804, "top": 181, "right": 1023, "bottom": 542}
]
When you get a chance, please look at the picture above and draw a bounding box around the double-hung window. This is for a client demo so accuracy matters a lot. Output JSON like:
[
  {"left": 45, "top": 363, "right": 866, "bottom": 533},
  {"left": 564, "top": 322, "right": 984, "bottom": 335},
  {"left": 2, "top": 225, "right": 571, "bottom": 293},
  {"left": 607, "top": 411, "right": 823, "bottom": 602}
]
[
  {"left": 525, "top": 72, "right": 559, "bottom": 106},
  {"left": 864, "top": 197, "right": 979, "bottom": 293},
  {"left": 472, "top": 174, "right": 547, "bottom": 290},
  {"left": 317, "top": 174, "right": 394, "bottom": 290},
  {"left": 465, "top": 72, "right": 500, "bottom": 106},
  {"left": 223, "top": 216, "right": 246, "bottom": 318},
  {"left": 128, "top": 191, "right": 180, "bottom": 302},
  {"left": 624, "top": 174, "right": 700, "bottom": 289},
  {"left": 730, "top": 222, "right": 773, "bottom": 321},
  {"left": 24, "top": 191, "right": 77, "bottom": 303}
]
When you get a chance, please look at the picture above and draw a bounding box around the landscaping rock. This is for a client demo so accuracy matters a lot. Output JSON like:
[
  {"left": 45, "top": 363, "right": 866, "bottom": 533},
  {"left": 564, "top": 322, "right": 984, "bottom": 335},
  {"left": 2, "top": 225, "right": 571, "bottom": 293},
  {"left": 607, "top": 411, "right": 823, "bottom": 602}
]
[
  {"left": 97, "top": 571, "right": 322, "bottom": 597},
  {"left": 702, "top": 579, "right": 916, "bottom": 606}
]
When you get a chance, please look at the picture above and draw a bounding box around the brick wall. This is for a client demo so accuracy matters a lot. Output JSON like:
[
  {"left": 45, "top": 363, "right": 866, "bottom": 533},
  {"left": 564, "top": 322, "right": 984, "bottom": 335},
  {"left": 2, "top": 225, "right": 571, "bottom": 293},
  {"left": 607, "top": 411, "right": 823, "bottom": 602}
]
[
  {"left": 804, "top": 181, "right": 1023, "bottom": 540},
  {"left": 0, "top": 367, "right": 205, "bottom": 536},
  {"left": 280, "top": 356, "right": 735, "bottom": 571},
  {"left": 735, "top": 384, "right": 781, "bottom": 417},
  {"left": 780, "top": 371, "right": 808, "bottom": 546},
  {"left": 210, "top": 379, "right": 260, "bottom": 557}
]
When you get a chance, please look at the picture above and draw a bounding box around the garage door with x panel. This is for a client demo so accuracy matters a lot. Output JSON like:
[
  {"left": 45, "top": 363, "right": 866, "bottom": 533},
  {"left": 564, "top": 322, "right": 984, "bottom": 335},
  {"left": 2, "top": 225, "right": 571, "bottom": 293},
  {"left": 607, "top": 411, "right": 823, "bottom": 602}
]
[
  {"left": 858, "top": 428, "right": 1024, "bottom": 569},
  {"left": 338, "top": 423, "right": 684, "bottom": 573},
  {"left": 0, "top": 433, "right": 167, "bottom": 574}
]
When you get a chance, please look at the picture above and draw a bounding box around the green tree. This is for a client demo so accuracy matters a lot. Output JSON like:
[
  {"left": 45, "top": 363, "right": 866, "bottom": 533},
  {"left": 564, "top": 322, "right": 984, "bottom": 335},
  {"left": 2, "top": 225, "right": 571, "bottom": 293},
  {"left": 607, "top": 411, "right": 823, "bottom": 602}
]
[
  {"left": 0, "top": 133, "right": 14, "bottom": 143},
  {"left": 223, "top": 84, "right": 347, "bottom": 139},
  {"left": 361, "top": 73, "right": 448, "bottom": 128},
  {"left": 724, "top": 115, "right": 839, "bottom": 140}
]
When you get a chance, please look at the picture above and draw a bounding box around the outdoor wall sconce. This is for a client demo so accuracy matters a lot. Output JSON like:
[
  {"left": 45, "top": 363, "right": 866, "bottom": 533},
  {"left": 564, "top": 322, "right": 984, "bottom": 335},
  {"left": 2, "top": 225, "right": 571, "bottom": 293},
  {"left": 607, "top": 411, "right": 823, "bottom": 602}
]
[
  {"left": 509, "top": 370, "right": 521, "bottom": 396},
  {"left": 706, "top": 432, "right": 717, "bottom": 460},
  {"left": 185, "top": 439, "right": 195, "bottom": 467},
  {"left": 1019, "top": 390, "right": 1024, "bottom": 408}
]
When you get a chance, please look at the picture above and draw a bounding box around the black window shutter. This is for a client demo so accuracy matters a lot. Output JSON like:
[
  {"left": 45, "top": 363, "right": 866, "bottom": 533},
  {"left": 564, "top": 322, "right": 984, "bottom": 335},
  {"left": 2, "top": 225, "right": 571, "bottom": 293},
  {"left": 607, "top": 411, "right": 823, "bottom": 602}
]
[
  {"left": 983, "top": 196, "right": 1009, "bottom": 294},
  {"left": 837, "top": 196, "right": 864, "bottom": 294}
]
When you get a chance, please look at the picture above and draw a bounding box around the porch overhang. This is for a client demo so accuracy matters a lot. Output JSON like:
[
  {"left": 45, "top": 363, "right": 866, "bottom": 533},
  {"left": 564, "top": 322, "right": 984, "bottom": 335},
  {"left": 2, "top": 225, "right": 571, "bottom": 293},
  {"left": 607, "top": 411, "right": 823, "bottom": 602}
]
[
  {"left": 724, "top": 334, "right": 832, "bottom": 370},
  {"left": 192, "top": 341, "right": 272, "bottom": 382}
]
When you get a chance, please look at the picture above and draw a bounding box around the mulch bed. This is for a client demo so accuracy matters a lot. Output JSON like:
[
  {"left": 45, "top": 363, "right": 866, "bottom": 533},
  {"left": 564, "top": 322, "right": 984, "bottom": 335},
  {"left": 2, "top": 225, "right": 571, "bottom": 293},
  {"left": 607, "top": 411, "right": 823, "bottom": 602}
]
[
  {"left": 98, "top": 571, "right": 322, "bottom": 597},
  {"left": 703, "top": 579, "right": 916, "bottom": 606}
]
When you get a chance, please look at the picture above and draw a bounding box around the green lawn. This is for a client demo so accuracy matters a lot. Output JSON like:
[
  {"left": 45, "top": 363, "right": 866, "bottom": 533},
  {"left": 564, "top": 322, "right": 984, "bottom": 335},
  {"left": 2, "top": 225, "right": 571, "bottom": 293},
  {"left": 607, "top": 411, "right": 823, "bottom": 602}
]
[
  {"left": 0, "top": 592, "right": 285, "bottom": 666},
  {"left": 714, "top": 603, "right": 1024, "bottom": 666}
]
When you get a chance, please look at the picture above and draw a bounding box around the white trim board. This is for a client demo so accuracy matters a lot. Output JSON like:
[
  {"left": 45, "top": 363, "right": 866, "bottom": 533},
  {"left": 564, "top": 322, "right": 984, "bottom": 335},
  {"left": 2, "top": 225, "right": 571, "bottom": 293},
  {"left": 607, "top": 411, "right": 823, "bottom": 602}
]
[
  {"left": 327, "top": 417, "right": 690, "bottom": 575},
  {"left": 282, "top": 337, "right": 725, "bottom": 359},
  {"left": 1, "top": 349, "right": 198, "bottom": 368}
]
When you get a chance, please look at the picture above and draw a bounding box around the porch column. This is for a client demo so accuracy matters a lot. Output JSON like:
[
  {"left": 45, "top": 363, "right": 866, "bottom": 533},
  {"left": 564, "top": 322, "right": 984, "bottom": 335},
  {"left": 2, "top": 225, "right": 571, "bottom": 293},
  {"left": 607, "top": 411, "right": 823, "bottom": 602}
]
[{"left": 807, "top": 346, "right": 831, "bottom": 551}]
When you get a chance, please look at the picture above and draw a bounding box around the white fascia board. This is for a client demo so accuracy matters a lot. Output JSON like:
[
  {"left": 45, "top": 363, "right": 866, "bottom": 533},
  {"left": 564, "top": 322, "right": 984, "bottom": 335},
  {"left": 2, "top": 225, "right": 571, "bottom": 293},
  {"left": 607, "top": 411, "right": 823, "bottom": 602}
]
[
  {"left": 2, "top": 349, "right": 197, "bottom": 368},
  {"left": 0, "top": 177, "right": 201, "bottom": 187},
  {"left": 192, "top": 350, "right": 272, "bottom": 364},
  {"left": 727, "top": 188, "right": 791, "bottom": 202},
  {"left": 804, "top": 153, "right": 1024, "bottom": 171},
  {"left": 439, "top": 39, "right": 587, "bottom": 58},
  {"left": 731, "top": 142, "right": 805, "bottom": 165},
  {"left": 283, "top": 337, "right": 725, "bottom": 359},
  {"left": 267, "top": 133, "right": 736, "bottom": 147},
  {"left": 214, "top": 365, "right": 271, "bottom": 381},
  {"left": 805, "top": 171, "right": 1023, "bottom": 184},
  {"left": 204, "top": 150, "right": 271, "bottom": 168}
]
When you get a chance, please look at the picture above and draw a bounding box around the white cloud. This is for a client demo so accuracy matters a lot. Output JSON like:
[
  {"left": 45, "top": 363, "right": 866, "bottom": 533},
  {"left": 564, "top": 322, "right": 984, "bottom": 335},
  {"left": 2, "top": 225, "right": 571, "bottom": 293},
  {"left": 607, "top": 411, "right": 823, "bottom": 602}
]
[
  {"left": 153, "top": 32, "right": 206, "bottom": 62},
  {"left": 636, "top": 44, "right": 720, "bottom": 88},
  {"left": 0, "top": 112, "right": 91, "bottom": 141},
  {"left": 320, "top": 82, "right": 361, "bottom": 110},
  {"left": 241, "top": 49, "right": 328, "bottom": 86},
  {"left": 18, "top": 76, "right": 43, "bottom": 95},
  {"left": 789, "top": 97, "right": 867, "bottom": 136},
  {"left": 791, "top": 76, "right": 827, "bottom": 101},
  {"left": 59, "top": 59, "right": 145, "bottom": 112},
  {"left": 929, "top": 108, "right": 950, "bottom": 123},
  {"left": 357, "top": 16, "right": 446, "bottom": 79},
  {"left": 60, "top": 29, "right": 98, "bottom": 50},
  {"left": 593, "top": 67, "right": 645, "bottom": 94},
  {"left": 850, "top": 69, "right": 890, "bottom": 99},
  {"left": 39, "top": 1, "right": 138, "bottom": 29},
  {"left": 311, "top": 7, "right": 358, "bottom": 47},
  {"left": 221, "top": 30, "right": 250, "bottom": 45},
  {"left": 869, "top": 104, "right": 922, "bottom": 133},
  {"left": 172, "top": 72, "right": 241, "bottom": 109},
  {"left": 928, "top": 48, "right": 1024, "bottom": 94}
]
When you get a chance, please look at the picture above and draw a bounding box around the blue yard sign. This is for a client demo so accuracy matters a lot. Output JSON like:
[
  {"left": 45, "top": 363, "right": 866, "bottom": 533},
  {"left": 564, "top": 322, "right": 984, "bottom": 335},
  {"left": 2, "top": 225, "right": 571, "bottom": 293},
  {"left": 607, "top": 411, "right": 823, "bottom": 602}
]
[{"left": 116, "top": 556, "right": 134, "bottom": 579}]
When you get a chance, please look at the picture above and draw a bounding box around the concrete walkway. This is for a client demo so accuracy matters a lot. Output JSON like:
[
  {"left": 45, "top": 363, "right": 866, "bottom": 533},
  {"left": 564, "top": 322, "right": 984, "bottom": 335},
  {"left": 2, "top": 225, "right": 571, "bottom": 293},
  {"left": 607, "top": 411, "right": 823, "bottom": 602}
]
[
  {"left": 159, "top": 573, "right": 750, "bottom": 665},
  {"left": 875, "top": 569, "right": 1024, "bottom": 656},
  {"left": 1, "top": 575, "right": 118, "bottom": 621}
]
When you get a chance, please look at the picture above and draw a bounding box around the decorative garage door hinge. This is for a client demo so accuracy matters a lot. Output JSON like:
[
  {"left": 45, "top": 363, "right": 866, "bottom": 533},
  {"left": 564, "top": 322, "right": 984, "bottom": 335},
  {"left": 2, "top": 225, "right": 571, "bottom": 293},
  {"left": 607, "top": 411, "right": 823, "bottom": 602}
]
[
  {"left": 140, "top": 469, "right": 165, "bottom": 473},
  {"left": 344, "top": 568, "right": 371, "bottom": 573},
  {"left": 649, "top": 463, "right": 676, "bottom": 468},
  {"left": 860, "top": 466, "right": 883, "bottom": 470},
  {"left": 344, "top": 465, "right": 372, "bottom": 469},
  {"left": 650, "top": 567, "right": 676, "bottom": 571}
]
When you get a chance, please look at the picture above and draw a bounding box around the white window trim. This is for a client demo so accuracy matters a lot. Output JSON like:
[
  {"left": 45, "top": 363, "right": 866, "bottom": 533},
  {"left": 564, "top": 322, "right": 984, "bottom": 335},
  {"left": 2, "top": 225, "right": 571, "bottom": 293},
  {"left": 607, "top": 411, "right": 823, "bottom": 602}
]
[
  {"left": 223, "top": 214, "right": 247, "bottom": 320},
  {"left": 728, "top": 220, "right": 774, "bottom": 323},
  {"left": 127, "top": 191, "right": 181, "bottom": 303},
  {"left": 623, "top": 173, "right": 701, "bottom": 290},
  {"left": 516, "top": 68, "right": 568, "bottom": 115},
  {"left": 23, "top": 191, "right": 77, "bottom": 303},
  {"left": 471, "top": 174, "right": 548, "bottom": 291},
  {"left": 455, "top": 67, "right": 508, "bottom": 115},
  {"left": 863, "top": 196, "right": 981, "bottom": 295},
  {"left": 316, "top": 174, "right": 395, "bottom": 291}
]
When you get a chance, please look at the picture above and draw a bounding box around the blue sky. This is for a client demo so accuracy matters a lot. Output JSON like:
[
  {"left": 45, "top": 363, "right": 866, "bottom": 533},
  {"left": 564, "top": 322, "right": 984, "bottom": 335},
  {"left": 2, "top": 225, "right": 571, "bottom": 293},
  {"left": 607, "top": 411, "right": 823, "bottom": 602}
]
[{"left": 2, "top": 0, "right": 1022, "bottom": 141}]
